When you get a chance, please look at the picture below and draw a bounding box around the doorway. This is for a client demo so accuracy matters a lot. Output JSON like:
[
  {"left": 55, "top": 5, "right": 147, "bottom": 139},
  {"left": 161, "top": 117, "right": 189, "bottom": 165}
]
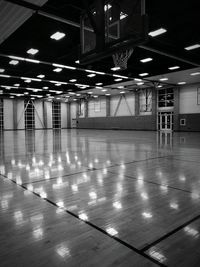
[{"left": 158, "top": 112, "right": 173, "bottom": 131}]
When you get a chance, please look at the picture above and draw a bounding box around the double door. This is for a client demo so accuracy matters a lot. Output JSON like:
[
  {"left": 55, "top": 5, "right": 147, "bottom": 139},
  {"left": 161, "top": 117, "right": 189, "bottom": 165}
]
[{"left": 158, "top": 112, "right": 173, "bottom": 131}]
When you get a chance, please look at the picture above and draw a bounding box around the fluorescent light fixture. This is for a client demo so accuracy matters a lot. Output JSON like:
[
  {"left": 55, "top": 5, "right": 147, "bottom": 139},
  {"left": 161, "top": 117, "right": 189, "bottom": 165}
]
[
  {"left": 157, "top": 85, "right": 163, "bottom": 88},
  {"left": 134, "top": 78, "right": 142, "bottom": 81},
  {"left": 14, "top": 84, "right": 20, "bottom": 87},
  {"left": 190, "top": 72, "right": 200, "bottom": 76},
  {"left": 9, "top": 55, "right": 24, "bottom": 61},
  {"left": 137, "top": 82, "right": 144, "bottom": 85},
  {"left": 37, "top": 74, "right": 45, "bottom": 78},
  {"left": 69, "top": 79, "right": 77, "bottom": 82},
  {"left": 93, "top": 95, "right": 98, "bottom": 98},
  {"left": 24, "top": 79, "right": 31, "bottom": 83},
  {"left": 0, "top": 74, "right": 11, "bottom": 78},
  {"left": 139, "top": 73, "right": 149, "bottom": 77},
  {"left": 140, "top": 58, "right": 153, "bottom": 63},
  {"left": 149, "top": 28, "right": 167, "bottom": 37},
  {"left": 75, "top": 60, "right": 80, "bottom": 64},
  {"left": 94, "top": 71, "right": 105, "bottom": 75},
  {"left": 96, "top": 83, "right": 103, "bottom": 85},
  {"left": 87, "top": 92, "right": 93, "bottom": 95},
  {"left": 25, "top": 58, "right": 40, "bottom": 64},
  {"left": 113, "top": 74, "right": 129, "bottom": 79},
  {"left": 111, "top": 66, "right": 121, "bottom": 71},
  {"left": 159, "top": 78, "right": 168, "bottom": 81},
  {"left": 185, "top": 44, "right": 200, "bottom": 51},
  {"left": 168, "top": 66, "right": 180, "bottom": 70},
  {"left": 87, "top": 73, "right": 96, "bottom": 77},
  {"left": 120, "top": 12, "right": 128, "bottom": 20},
  {"left": 43, "top": 87, "right": 49, "bottom": 89},
  {"left": 9, "top": 60, "right": 19, "bottom": 65},
  {"left": 55, "top": 83, "right": 61, "bottom": 86},
  {"left": 120, "top": 91, "right": 125, "bottom": 94},
  {"left": 31, "top": 78, "right": 42, "bottom": 82},
  {"left": 101, "top": 89, "right": 107, "bottom": 92},
  {"left": 0, "top": 69, "right": 5, "bottom": 73},
  {"left": 50, "top": 32, "right": 66, "bottom": 41},
  {"left": 114, "top": 78, "right": 122, "bottom": 81},
  {"left": 105, "top": 93, "right": 110, "bottom": 96},
  {"left": 53, "top": 68, "right": 62, "bottom": 72},
  {"left": 118, "top": 86, "right": 124, "bottom": 89},
  {"left": 10, "top": 96, "right": 14, "bottom": 98},
  {"left": 104, "top": 4, "right": 112, "bottom": 11},
  {"left": 178, "top": 82, "right": 186, "bottom": 85},
  {"left": 27, "top": 48, "right": 39, "bottom": 55}
]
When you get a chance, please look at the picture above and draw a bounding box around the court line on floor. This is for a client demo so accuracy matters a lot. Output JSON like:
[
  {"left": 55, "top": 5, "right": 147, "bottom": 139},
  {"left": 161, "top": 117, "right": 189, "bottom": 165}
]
[
  {"left": 107, "top": 170, "right": 193, "bottom": 195},
  {"left": 165, "top": 157, "right": 200, "bottom": 164},
  {"left": 20, "top": 155, "right": 170, "bottom": 186},
  {"left": 0, "top": 173, "right": 165, "bottom": 267},
  {"left": 141, "top": 213, "right": 200, "bottom": 252}
]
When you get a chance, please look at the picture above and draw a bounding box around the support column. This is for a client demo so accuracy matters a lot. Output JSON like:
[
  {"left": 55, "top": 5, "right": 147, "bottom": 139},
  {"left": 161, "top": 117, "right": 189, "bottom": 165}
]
[
  {"left": 67, "top": 102, "right": 71, "bottom": 128},
  {"left": 106, "top": 96, "right": 110, "bottom": 117},
  {"left": 85, "top": 100, "right": 88, "bottom": 118},
  {"left": 135, "top": 91, "right": 140, "bottom": 116},
  {"left": 13, "top": 99, "right": 18, "bottom": 130},
  {"left": 43, "top": 101, "right": 47, "bottom": 129},
  {"left": 173, "top": 87, "right": 179, "bottom": 131},
  {"left": 151, "top": 87, "right": 157, "bottom": 131}
]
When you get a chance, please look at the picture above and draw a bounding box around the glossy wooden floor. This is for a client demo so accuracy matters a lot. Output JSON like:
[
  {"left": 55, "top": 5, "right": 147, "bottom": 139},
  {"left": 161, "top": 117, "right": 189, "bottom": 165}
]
[{"left": 0, "top": 129, "right": 200, "bottom": 267}]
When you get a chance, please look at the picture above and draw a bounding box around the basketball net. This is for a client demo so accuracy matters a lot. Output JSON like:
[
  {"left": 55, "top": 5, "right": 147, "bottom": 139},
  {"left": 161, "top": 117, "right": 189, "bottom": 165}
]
[{"left": 112, "top": 48, "right": 134, "bottom": 70}]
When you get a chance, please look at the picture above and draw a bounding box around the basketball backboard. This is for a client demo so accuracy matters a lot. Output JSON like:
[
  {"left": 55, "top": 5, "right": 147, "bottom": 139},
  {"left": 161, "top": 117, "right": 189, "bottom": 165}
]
[{"left": 80, "top": 0, "right": 148, "bottom": 65}]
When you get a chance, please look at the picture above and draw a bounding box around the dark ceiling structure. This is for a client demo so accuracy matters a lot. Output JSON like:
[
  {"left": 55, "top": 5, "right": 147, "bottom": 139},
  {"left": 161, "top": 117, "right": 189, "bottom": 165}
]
[{"left": 0, "top": 0, "right": 199, "bottom": 101}]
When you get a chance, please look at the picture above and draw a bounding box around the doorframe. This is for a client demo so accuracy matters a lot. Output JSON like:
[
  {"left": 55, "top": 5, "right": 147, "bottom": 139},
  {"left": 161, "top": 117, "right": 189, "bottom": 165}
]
[{"left": 157, "top": 111, "right": 174, "bottom": 131}]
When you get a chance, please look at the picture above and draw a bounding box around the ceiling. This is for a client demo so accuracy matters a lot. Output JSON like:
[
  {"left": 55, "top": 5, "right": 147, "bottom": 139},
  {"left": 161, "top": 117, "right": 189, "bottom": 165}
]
[{"left": 0, "top": 0, "right": 199, "bottom": 102}]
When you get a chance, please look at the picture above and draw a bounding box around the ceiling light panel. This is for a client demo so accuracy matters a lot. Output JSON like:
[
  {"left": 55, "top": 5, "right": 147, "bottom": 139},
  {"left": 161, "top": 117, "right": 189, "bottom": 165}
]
[
  {"left": 140, "top": 58, "right": 153, "bottom": 63},
  {"left": 27, "top": 48, "right": 39, "bottom": 55},
  {"left": 149, "top": 28, "right": 167, "bottom": 37},
  {"left": 184, "top": 44, "right": 200, "bottom": 50},
  {"left": 9, "top": 60, "right": 19, "bottom": 65},
  {"left": 50, "top": 32, "right": 66, "bottom": 41}
]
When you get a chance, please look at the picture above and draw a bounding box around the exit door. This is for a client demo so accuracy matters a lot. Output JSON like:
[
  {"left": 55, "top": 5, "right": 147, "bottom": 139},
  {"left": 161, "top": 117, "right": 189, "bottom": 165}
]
[{"left": 158, "top": 112, "right": 173, "bottom": 131}]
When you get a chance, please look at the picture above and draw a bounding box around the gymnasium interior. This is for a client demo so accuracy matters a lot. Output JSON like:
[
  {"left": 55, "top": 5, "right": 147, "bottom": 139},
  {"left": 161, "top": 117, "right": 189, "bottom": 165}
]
[{"left": 0, "top": 0, "right": 200, "bottom": 266}]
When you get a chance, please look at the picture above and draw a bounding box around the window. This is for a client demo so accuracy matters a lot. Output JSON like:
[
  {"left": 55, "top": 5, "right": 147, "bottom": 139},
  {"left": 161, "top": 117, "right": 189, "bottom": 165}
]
[
  {"left": 52, "top": 102, "right": 61, "bottom": 129},
  {"left": 24, "top": 100, "right": 35, "bottom": 129},
  {"left": 0, "top": 99, "right": 3, "bottom": 130},
  {"left": 139, "top": 88, "right": 152, "bottom": 113},
  {"left": 197, "top": 88, "right": 200, "bottom": 105},
  {"left": 158, "top": 88, "right": 174, "bottom": 108}
]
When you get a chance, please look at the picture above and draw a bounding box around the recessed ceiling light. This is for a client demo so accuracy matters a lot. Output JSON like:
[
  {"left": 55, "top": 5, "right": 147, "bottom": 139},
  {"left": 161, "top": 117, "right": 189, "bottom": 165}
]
[
  {"left": 50, "top": 32, "right": 66, "bottom": 41},
  {"left": 69, "top": 79, "right": 77, "bottom": 82},
  {"left": 101, "top": 89, "right": 107, "bottom": 92},
  {"left": 190, "top": 72, "right": 200, "bottom": 76},
  {"left": 37, "top": 74, "right": 45, "bottom": 78},
  {"left": 168, "top": 66, "right": 180, "bottom": 70},
  {"left": 105, "top": 93, "right": 111, "bottom": 96},
  {"left": 24, "top": 79, "right": 31, "bottom": 83},
  {"left": 159, "top": 78, "right": 168, "bottom": 81},
  {"left": 14, "top": 83, "right": 20, "bottom": 87},
  {"left": 140, "top": 58, "right": 153, "bottom": 63},
  {"left": 178, "top": 82, "right": 186, "bottom": 85},
  {"left": 0, "top": 69, "right": 5, "bottom": 73},
  {"left": 27, "top": 48, "right": 39, "bottom": 55},
  {"left": 114, "top": 78, "right": 123, "bottom": 81},
  {"left": 24, "top": 92, "right": 29, "bottom": 95},
  {"left": 53, "top": 68, "right": 62, "bottom": 72},
  {"left": 184, "top": 44, "right": 200, "bottom": 51},
  {"left": 137, "top": 82, "right": 144, "bottom": 85},
  {"left": 55, "top": 83, "right": 61, "bottom": 86},
  {"left": 43, "top": 87, "right": 49, "bottom": 89},
  {"left": 96, "top": 83, "right": 103, "bottom": 86},
  {"left": 0, "top": 74, "right": 11, "bottom": 78},
  {"left": 118, "top": 86, "right": 124, "bottom": 89},
  {"left": 139, "top": 73, "right": 149, "bottom": 76},
  {"left": 149, "top": 28, "right": 167, "bottom": 37},
  {"left": 157, "top": 85, "right": 163, "bottom": 88},
  {"left": 111, "top": 66, "right": 121, "bottom": 71},
  {"left": 9, "top": 60, "right": 19, "bottom": 65},
  {"left": 10, "top": 96, "right": 14, "bottom": 98},
  {"left": 87, "top": 74, "right": 96, "bottom": 77},
  {"left": 120, "top": 91, "right": 125, "bottom": 94},
  {"left": 93, "top": 95, "right": 98, "bottom": 98},
  {"left": 88, "top": 92, "right": 93, "bottom": 94},
  {"left": 75, "top": 60, "right": 80, "bottom": 64}
]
